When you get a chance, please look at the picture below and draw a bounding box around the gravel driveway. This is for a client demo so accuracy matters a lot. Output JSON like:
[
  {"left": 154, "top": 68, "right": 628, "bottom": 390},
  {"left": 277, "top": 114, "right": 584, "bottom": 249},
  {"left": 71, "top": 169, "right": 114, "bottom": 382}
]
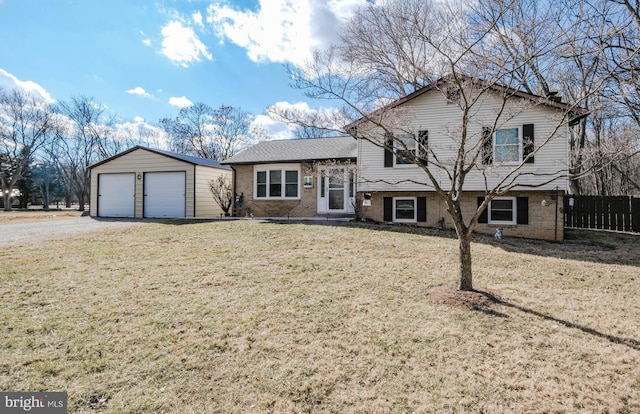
[{"left": 0, "top": 217, "right": 145, "bottom": 246}]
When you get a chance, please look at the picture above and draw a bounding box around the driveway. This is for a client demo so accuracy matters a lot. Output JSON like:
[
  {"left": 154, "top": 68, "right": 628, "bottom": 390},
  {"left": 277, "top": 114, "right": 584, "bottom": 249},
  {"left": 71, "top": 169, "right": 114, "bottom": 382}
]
[{"left": 0, "top": 216, "right": 145, "bottom": 246}]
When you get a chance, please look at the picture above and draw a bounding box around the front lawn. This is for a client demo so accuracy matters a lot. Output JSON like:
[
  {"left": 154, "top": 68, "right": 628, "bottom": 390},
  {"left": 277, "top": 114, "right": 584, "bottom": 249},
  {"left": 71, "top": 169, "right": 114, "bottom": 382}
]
[{"left": 1, "top": 220, "right": 638, "bottom": 413}]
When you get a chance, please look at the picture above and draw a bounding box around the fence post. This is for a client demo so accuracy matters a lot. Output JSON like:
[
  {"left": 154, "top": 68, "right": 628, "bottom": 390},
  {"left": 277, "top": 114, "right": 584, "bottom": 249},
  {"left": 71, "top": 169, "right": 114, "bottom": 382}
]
[{"left": 632, "top": 197, "right": 640, "bottom": 233}]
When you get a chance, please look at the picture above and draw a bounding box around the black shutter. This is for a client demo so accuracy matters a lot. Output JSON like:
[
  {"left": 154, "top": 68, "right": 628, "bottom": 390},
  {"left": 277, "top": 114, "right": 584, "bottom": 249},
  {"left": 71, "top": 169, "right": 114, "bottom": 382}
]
[
  {"left": 517, "top": 197, "right": 529, "bottom": 224},
  {"left": 417, "top": 197, "right": 427, "bottom": 222},
  {"left": 481, "top": 127, "right": 493, "bottom": 165},
  {"left": 418, "top": 130, "right": 428, "bottom": 164},
  {"left": 523, "top": 124, "right": 534, "bottom": 163},
  {"left": 478, "top": 197, "right": 488, "bottom": 223},
  {"left": 383, "top": 197, "right": 393, "bottom": 222},
  {"left": 384, "top": 133, "right": 394, "bottom": 167}
]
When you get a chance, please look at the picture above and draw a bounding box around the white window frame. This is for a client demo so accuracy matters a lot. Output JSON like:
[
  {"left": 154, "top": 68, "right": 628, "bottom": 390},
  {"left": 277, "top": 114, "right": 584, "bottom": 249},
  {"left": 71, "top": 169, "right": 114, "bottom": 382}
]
[
  {"left": 393, "top": 197, "right": 417, "bottom": 223},
  {"left": 254, "top": 164, "right": 301, "bottom": 200},
  {"left": 488, "top": 197, "right": 517, "bottom": 225},
  {"left": 494, "top": 127, "right": 522, "bottom": 164},
  {"left": 394, "top": 135, "right": 418, "bottom": 167}
]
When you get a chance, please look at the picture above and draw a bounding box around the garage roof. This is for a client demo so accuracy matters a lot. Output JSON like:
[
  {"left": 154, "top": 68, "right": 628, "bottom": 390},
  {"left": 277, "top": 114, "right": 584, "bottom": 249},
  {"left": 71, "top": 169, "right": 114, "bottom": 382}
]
[
  {"left": 89, "top": 145, "right": 230, "bottom": 169},
  {"left": 222, "top": 136, "right": 356, "bottom": 165}
]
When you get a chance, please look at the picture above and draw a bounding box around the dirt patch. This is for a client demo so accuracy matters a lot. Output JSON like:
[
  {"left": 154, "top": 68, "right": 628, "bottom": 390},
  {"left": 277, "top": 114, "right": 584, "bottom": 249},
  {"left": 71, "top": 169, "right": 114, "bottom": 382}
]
[
  {"left": 425, "top": 285, "right": 504, "bottom": 312},
  {"left": 0, "top": 209, "right": 84, "bottom": 224}
]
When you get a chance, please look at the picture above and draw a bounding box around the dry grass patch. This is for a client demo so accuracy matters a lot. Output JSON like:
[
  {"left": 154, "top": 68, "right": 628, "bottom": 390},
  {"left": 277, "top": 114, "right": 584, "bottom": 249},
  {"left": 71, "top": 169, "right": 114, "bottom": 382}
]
[
  {"left": 0, "top": 209, "right": 84, "bottom": 224},
  {"left": 1, "top": 220, "right": 638, "bottom": 413}
]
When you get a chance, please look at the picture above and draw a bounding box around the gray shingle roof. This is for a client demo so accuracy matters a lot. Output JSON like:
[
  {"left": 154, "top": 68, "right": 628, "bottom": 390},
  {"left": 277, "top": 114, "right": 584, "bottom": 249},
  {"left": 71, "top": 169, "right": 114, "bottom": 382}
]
[{"left": 222, "top": 136, "right": 357, "bottom": 165}]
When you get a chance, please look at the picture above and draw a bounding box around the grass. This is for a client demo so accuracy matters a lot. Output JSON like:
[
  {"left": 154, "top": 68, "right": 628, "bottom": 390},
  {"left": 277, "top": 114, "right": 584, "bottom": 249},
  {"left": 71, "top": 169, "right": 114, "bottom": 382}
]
[{"left": 1, "top": 215, "right": 639, "bottom": 413}]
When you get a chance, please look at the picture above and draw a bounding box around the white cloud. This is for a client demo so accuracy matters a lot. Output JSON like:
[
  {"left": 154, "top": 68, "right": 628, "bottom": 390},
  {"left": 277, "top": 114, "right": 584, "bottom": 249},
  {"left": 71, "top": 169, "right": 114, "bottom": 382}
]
[
  {"left": 251, "top": 114, "right": 295, "bottom": 140},
  {"left": 161, "top": 21, "right": 212, "bottom": 67},
  {"left": 0, "top": 68, "right": 54, "bottom": 103},
  {"left": 206, "top": 0, "right": 366, "bottom": 67},
  {"left": 268, "top": 100, "right": 348, "bottom": 131},
  {"left": 168, "top": 96, "right": 193, "bottom": 108},
  {"left": 134, "top": 116, "right": 145, "bottom": 123},
  {"left": 113, "top": 120, "right": 172, "bottom": 149},
  {"left": 193, "top": 11, "right": 204, "bottom": 27},
  {"left": 140, "top": 30, "right": 152, "bottom": 46},
  {"left": 125, "top": 86, "right": 154, "bottom": 98}
]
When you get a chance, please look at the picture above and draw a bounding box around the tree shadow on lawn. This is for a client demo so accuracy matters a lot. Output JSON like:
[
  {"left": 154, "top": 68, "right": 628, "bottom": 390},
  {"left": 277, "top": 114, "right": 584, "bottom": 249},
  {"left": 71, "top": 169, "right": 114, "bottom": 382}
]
[
  {"left": 268, "top": 220, "right": 639, "bottom": 268},
  {"left": 426, "top": 285, "right": 640, "bottom": 352}
]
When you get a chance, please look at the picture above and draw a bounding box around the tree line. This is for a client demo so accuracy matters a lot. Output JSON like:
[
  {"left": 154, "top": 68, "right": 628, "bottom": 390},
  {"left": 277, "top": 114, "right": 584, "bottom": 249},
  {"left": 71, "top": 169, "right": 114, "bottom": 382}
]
[{"left": 0, "top": 91, "right": 260, "bottom": 211}]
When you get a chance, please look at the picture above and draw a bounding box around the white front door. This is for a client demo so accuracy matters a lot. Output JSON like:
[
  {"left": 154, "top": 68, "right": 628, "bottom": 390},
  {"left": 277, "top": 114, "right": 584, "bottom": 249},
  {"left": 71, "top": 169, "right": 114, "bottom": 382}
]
[{"left": 318, "top": 168, "right": 355, "bottom": 214}]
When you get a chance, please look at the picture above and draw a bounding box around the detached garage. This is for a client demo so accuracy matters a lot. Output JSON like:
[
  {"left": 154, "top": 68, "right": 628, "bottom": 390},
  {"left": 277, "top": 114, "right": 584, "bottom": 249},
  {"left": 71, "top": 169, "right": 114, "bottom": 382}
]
[{"left": 89, "top": 146, "right": 231, "bottom": 218}]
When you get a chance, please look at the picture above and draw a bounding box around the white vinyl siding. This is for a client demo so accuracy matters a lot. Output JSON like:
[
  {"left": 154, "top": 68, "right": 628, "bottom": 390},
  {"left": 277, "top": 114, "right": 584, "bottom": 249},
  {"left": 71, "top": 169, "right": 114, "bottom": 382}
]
[
  {"left": 194, "top": 165, "right": 230, "bottom": 217},
  {"left": 357, "top": 90, "right": 570, "bottom": 193}
]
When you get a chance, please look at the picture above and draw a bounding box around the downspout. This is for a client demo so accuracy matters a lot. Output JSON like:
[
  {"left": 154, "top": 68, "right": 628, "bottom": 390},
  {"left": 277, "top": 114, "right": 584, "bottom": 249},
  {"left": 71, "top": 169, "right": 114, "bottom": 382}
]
[{"left": 230, "top": 165, "right": 237, "bottom": 217}]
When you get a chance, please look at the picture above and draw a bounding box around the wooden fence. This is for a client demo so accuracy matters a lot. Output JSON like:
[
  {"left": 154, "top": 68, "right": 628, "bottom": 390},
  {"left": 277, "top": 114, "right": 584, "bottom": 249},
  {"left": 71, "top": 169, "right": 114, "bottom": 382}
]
[{"left": 564, "top": 195, "right": 640, "bottom": 232}]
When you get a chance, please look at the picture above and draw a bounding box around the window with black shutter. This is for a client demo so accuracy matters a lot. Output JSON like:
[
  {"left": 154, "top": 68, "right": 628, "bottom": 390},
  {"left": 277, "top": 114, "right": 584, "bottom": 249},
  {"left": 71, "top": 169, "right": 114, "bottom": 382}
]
[
  {"left": 384, "top": 133, "right": 394, "bottom": 168},
  {"left": 417, "top": 197, "right": 427, "bottom": 222},
  {"left": 383, "top": 197, "right": 393, "bottom": 221},
  {"left": 481, "top": 127, "right": 493, "bottom": 165},
  {"left": 478, "top": 197, "right": 488, "bottom": 223},
  {"left": 516, "top": 197, "right": 529, "bottom": 224},
  {"left": 522, "top": 124, "right": 534, "bottom": 163},
  {"left": 418, "top": 130, "right": 428, "bottom": 164}
]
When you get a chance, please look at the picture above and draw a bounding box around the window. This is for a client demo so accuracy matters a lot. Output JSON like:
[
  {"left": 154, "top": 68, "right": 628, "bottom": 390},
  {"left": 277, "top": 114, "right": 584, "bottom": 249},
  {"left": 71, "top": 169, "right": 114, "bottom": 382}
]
[
  {"left": 494, "top": 128, "right": 520, "bottom": 163},
  {"left": 482, "top": 124, "right": 535, "bottom": 165},
  {"left": 394, "top": 197, "right": 417, "bottom": 222},
  {"left": 269, "top": 170, "right": 282, "bottom": 197},
  {"left": 255, "top": 168, "right": 299, "bottom": 199},
  {"left": 285, "top": 170, "right": 298, "bottom": 197},
  {"left": 256, "top": 171, "right": 267, "bottom": 198},
  {"left": 489, "top": 197, "right": 516, "bottom": 224},
  {"left": 395, "top": 135, "right": 417, "bottom": 165}
]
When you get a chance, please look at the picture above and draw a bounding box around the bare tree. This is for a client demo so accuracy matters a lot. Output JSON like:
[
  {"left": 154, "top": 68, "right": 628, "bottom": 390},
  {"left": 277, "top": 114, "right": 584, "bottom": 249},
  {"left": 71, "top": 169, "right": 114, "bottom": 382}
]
[
  {"left": 208, "top": 175, "right": 233, "bottom": 216},
  {"left": 277, "top": 0, "right": 588, "bottom": 291},
  {"left": 160, "top": 104, "right": 260, "bottom": 161},
  {"left": 52, "top": 96, "right": 122, "bottom": 211},
  {"left": 0, "top": 89, "right": 57, "bottom": 211}
]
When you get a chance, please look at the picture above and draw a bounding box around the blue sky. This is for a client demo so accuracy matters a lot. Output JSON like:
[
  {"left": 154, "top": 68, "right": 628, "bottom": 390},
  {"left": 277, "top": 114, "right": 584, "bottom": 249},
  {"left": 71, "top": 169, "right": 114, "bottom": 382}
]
[{"left": 0, "top": 0, "right": 367, "bottom": 139}]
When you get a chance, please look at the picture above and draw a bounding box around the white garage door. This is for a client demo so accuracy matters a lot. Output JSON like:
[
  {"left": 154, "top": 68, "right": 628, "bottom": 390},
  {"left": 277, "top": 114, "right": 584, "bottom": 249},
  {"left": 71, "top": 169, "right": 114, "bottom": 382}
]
[
  {"left": 144, "top": 171, "right": 186, "bottom": 218},
  {"left": 98, "top": 173, "right": 135, "bottom": 217}
]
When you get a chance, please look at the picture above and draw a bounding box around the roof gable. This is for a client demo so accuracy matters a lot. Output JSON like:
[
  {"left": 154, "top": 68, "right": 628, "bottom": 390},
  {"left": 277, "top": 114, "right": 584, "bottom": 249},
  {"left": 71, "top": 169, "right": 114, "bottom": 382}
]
[
  {"left": 345, "top": 76, "right": 589, "bottom": 131},
  {"left": 88, "top": 145, "right": 230, "bottom": 170},
  {"left": 222, "top": 136, "right": 357, "bottom": 165}
]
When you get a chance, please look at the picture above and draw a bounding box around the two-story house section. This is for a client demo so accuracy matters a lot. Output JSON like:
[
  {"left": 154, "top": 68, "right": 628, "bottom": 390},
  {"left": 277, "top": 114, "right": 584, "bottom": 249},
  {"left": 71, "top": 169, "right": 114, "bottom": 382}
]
[{"left": 347, "top": 77, "right": 587, "bottom": 241}]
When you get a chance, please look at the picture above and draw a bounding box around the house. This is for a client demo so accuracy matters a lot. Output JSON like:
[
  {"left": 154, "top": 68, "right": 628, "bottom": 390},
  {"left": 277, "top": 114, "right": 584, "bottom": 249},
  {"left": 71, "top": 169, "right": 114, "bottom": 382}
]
[
  {"left": 347, "top": 77, "right": 587, "bottom": 241},
  {"left": 222, "top": 136, "right": 357, "bottom": 218},
  {"left": 89, "top": 145, "right": 231, "bottom": 218}
]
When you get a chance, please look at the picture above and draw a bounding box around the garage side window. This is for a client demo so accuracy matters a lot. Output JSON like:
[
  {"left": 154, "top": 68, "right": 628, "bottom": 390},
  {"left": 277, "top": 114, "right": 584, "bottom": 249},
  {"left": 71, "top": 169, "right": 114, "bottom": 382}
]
[{"left": 255, "top": 168, "right": 300, "bottom": 199}]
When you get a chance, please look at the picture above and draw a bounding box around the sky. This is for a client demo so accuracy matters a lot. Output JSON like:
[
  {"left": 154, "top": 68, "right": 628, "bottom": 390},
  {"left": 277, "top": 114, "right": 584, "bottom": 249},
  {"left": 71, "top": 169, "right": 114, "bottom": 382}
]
[{"left": 0, "top": 0, "right": 368, "bottom": 140}]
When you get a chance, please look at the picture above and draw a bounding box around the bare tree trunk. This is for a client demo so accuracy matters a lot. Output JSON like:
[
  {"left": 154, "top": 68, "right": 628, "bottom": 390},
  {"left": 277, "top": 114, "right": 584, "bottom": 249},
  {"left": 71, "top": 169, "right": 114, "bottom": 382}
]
[
  {"left": 3, "top": 192, "right": 12, "bottom": 212},
  {"left": 458, "top": 232, "right": 473, "bottom": 291}
]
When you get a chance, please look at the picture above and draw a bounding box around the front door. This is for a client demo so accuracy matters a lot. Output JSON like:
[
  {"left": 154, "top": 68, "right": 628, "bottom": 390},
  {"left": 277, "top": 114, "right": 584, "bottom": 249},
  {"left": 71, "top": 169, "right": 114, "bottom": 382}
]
[{"left": 318, "top": 168, "right": 355, "bottom": 214}]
